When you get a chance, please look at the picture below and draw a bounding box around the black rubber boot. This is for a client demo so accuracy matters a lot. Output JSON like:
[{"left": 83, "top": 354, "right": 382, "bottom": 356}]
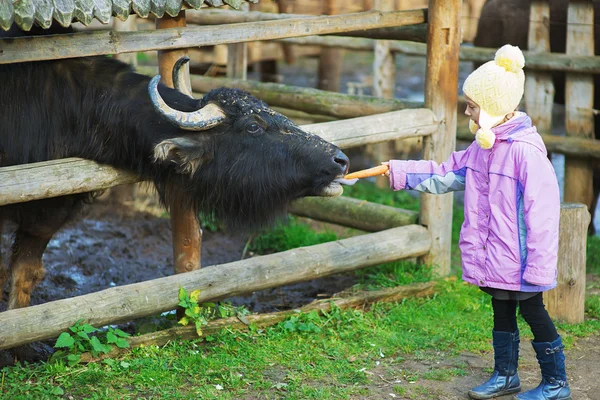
[{"left": 468, "top": 330, "right": 521, "bottom": 399}]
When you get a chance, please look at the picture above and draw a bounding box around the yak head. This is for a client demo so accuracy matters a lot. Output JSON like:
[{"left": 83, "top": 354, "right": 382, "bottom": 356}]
[{"left": 147, "top": 58, "right": 355, "bottom": 230}]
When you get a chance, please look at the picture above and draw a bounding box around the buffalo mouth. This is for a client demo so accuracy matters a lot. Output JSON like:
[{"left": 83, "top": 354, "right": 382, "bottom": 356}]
[{"left": 317, "top": 176, "right": 359, "bottom": 197}]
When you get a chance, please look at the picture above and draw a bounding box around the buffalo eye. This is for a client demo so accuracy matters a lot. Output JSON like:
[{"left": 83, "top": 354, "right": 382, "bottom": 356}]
[{"left": 245, "top": 122, "right": 264, "bottom": 136}]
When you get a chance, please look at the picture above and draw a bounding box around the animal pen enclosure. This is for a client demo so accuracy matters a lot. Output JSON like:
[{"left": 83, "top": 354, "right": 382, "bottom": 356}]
[{"left": 0, "top": 0, "right": 589, "bottom": 354}]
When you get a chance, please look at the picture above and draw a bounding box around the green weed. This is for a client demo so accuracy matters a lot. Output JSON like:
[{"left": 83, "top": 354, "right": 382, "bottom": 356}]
[
  {"left": 177, "top": 287, "right": 251, "bottom": 336},
  {"left": 51, "top": 320, "right": 129, "bottom": 366}
]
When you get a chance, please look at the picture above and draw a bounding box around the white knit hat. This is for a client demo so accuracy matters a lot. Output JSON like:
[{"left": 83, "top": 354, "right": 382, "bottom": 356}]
[{"left": 463, "top": 45, "right": 526, "bottom": 149}]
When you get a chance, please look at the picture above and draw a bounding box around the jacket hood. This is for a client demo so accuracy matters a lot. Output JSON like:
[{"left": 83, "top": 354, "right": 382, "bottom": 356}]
[{"left": 492, "top": 112, "right": 547, "bottom": 155}]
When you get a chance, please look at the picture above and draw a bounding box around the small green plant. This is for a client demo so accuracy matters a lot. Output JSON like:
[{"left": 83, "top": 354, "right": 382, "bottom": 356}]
[
  {"left": 177, "top": 287, "right": 251, "bottom": 336},
  {"left": 177, "top": 288, "right": 208, "bottom": 336},
  {"left": 279, "top": 310, "right": 322, "bottom": 334},
  {"left": 52, "top": 320, "right": 130, "bottom": 366}
]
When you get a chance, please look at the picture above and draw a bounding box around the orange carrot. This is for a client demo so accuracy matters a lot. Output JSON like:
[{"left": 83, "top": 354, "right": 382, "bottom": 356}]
[{"left": 344, "top": 164, "right": 389, "bottom": 180}]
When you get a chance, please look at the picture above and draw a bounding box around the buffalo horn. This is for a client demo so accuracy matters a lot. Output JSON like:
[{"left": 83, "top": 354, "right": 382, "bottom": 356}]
[
  {"left": 172, "top": 56, "right": 194, "bottom": 98},
  {"left": 148, "top": 75, "right": 226, "bottom": 131}
]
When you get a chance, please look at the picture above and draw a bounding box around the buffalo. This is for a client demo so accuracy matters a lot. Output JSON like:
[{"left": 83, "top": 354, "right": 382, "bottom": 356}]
[
  {"left": 473, "top": 0, "right": 600, "bottom": 233},
  {"left": 0, "top": 25, "right": 354, "bottom": 313}
]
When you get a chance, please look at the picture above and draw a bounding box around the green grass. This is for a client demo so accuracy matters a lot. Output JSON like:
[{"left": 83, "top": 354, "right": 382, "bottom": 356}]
[{"left": 1, "top": 181, "right": 598, "bottom": 399}]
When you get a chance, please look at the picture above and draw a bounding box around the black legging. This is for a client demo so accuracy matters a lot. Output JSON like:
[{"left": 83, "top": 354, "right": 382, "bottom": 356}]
[{"left": 492, "top": 293, "right": 558, "bottom": 343}]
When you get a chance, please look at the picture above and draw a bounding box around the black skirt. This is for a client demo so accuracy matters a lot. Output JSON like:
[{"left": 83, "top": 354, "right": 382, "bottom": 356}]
[{"left": 480, "top": 287, "right": 539, "bottom": 301}]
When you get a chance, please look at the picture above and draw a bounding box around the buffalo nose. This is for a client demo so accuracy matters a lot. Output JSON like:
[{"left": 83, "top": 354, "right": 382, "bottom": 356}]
[{"left": 333, "top": 150, "right": 350, "bottom": 174}]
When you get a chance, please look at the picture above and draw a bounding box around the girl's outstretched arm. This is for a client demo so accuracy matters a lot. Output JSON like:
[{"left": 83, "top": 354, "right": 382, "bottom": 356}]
[{"left": 389, "top": 149, "right": 470, "bottom": 194}]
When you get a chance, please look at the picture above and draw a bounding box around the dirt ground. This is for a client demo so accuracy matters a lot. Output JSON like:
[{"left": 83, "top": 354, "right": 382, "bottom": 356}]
[
  {"left": 352, "top": 335, "right": 600, "bottom": 399},
  {"left": 1, "top": 191, "right": 598, "bottom": 398}
]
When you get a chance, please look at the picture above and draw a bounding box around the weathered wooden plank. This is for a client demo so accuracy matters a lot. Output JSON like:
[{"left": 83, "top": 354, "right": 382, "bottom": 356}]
[
  {"left": 0, "top": 158, "right": 138, "bottom": 207},
  {"left": 187, "top": 75, "right": 423, "bottom": 118},
  {"left": 0, "top": 0, "right": 14, "bottom": 31},
  {"left": 14, "top": 0, "right": 36, "bottom": 31},
  {"left": 290, "top": 196, "right": 419, "bottom": 231},
  {"left": 132, "top": 0, "right": 151, "bottom": 18},
  {"left": 563, "top": 1, "right": 595, "bottom": 211},
  {"left": 186, "top": 8, "right": 428, "bottom": 42},
  {"left": 420, "top": 0, "right": 460, "bottom": 276},
  {"left": 73, "top": 0, "right": 95, "bottom": 25},
  {"left": 33, "top": 0, "right": 54, "bottom": 29},
  {"left": 545, "top": 203, "right": 589, "bottom": 324},
  {"left": 0, "top": 225, "right": 431, "bottom": 349},
  {"left": 303, "top": 109, "right": 438, "bottom": 149},
  {"left": 53, "top": 0, "right": 75, "bottom": 27},
  {"left": 0, "top": 10, "right": 426, "bottom": 63},
  {"left": 92, "top": 0, "right": 112, "bottom": 23}
]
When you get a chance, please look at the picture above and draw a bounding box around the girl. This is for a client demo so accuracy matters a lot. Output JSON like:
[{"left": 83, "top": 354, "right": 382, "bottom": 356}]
[{"left": 385, "top": 45, "right": 570, "bottom": 400}]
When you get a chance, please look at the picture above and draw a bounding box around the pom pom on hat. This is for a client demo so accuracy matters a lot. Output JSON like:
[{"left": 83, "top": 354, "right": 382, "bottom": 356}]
[
  {"left": 475, "top": 128, "right": 496, "bottom": 150},
  {"left": 495, "top": 44, "right": 525, "bottom": 73}
]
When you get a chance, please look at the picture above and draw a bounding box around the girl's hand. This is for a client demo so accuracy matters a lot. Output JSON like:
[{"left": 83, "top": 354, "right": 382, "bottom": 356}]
[{"left": 381, "top": 162, "right": 390, "bottom": 177}]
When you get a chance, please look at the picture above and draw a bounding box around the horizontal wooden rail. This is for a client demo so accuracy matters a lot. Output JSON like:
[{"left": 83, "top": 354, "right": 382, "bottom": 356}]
[
  {"left": 304, "top": 108, "right": 436, "bottom": 148},
  {"left": 0, "top": 109, "right": 437, "bottom": 206},
  {"left": 0, "top": 9, "right": 426, "bottom": 64},
  {"left": 276, "top": 36, "right": 600, "bottom": 75},
  {"left": 290, "top": 196, "right": 419, "bottom": 231},
  {"left": 187, "top": 74, "right": 423, "bottom": 118},
  {"left": 0, "top": 158, "right": 138, "bottom": 206},
  {"left": 186, "top": 9, "right": 428, "bottom": 42},
  {"left": 186, "top": 9, "right": 600, "bottom": 73},
  {"left": 0, "top": 224, "right": 431, "bottom": 349}
]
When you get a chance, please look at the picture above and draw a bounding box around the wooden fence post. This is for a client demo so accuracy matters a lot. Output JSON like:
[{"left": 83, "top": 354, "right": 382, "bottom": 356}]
[
  {"left": 369, "top": 0, "right": 396, "bottom": 188},
  {"left": 156, "top": 13, "right": 202, "bottom": 274},
  {"left": 545, "top": 203, "right": 590, "bottom": 324},
  {"left": 564, "top": 1, "right": 595, "bottom": 211},
  {"left": 420, "top": 0, "right": 460, "bottom": 277},
  {"left": 525, "top": 1, "right": 554, "bottom": 137},
  {"left": 317, "top": 0, "right": 343, "bottom": 92},
  {"left": 110, "top": 15, "right": 139, "bottom": 203},
  {"left": 227, "top": 2, "right": 249, "bottom": 80}
]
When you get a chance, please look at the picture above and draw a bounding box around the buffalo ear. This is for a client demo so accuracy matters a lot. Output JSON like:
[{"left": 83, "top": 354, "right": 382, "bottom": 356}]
[{"left": 153, "top": 137, "right": 212, "bottom": 175}]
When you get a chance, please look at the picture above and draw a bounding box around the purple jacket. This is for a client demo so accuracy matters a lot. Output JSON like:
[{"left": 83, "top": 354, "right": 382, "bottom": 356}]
[{"left": 389, "top": 113, "right": 559, "bottom": 292}]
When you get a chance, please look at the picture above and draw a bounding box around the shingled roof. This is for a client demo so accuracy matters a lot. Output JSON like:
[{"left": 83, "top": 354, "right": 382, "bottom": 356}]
[{"left": 1, "top": 0, "right": 258, "bottom": 31}]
